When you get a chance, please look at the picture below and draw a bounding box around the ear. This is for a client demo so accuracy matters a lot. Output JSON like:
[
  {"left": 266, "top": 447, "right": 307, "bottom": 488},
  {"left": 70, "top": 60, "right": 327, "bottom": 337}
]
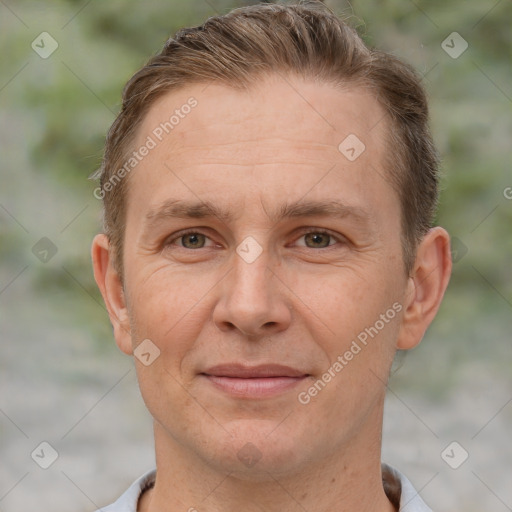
[
  {"left": 91, "top": 234, "right": 133, "bottom": 355},
  {"left": 396, "top": 227, "right": 452, "bottom": 350}
]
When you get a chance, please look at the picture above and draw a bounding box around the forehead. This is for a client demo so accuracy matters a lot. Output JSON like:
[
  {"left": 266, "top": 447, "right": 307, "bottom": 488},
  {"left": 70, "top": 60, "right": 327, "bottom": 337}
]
[
  {"left": 126, "top": 74, "right": 394, "bottom": 225},
  {"left": 133, "top": 74, "right": 388, "bottom": 166}
]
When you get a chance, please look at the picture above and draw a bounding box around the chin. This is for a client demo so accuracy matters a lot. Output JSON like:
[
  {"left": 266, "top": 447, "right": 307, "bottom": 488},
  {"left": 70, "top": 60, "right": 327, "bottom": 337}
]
[{"left": 202, "top": 419, "right": 307, "bottom": 479}]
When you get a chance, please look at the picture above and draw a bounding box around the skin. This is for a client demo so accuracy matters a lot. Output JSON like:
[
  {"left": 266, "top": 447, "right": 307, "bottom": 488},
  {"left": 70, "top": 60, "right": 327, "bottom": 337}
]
[{"left": 92, "top": 73, "right": 452, "bottom": 512}]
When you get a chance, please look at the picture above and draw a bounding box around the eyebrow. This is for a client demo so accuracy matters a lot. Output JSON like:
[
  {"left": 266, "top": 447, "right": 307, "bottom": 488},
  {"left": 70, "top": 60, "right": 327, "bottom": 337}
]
[{"left": 143, "top": 198, "right": 371, "bottom": 229}]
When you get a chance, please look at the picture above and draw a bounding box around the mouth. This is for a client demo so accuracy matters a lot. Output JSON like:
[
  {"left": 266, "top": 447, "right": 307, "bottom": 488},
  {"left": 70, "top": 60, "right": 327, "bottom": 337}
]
[{"left": 200, "top": 363, "right": 310, "bottom": 399}]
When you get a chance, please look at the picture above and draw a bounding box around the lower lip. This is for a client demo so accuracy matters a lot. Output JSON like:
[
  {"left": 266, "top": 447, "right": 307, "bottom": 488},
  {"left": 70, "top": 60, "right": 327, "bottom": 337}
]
[{"left": 201, "top": 375, "right": 308, "bottom": 398}]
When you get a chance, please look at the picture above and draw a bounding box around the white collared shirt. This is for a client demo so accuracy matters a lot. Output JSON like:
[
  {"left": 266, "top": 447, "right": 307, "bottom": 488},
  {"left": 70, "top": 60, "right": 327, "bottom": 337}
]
[{"left": 97, "top": 463, "right": 432, "bottom": 511}]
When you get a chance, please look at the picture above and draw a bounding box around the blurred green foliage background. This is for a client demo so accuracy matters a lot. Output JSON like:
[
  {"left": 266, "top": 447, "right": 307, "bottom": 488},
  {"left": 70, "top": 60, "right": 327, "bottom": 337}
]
[{"left": 0, "top": 1, "right": 510, "bottom": 510}]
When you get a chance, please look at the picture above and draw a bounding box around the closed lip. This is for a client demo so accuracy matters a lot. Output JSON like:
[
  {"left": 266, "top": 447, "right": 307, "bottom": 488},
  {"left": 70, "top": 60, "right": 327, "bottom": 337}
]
[{"left": 201, "top": 363, "right": 309, "bottom": 378}]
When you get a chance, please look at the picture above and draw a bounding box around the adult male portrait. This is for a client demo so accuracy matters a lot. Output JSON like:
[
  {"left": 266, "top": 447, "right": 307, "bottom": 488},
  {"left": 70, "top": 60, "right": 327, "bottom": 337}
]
[{"left": 91, "top": 2, "right": 452, "bottom": 511}]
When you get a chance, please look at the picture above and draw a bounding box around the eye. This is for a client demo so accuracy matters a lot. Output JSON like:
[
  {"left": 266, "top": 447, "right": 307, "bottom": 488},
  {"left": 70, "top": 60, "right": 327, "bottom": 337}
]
[
  {"left": 167, "top": 230, "right": 214, "bottom": 249},
  {"left": 165, "top": 228, "right": 345, "bottom": 252},
  {"left": 294, "top": 229, "right": 343, "bottom": 249}
]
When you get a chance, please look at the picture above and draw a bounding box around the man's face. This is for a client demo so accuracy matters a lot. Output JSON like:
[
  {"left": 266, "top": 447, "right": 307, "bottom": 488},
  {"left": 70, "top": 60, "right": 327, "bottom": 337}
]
[{"left": 115, "top": 74, "right": 410, "bottom": 476}]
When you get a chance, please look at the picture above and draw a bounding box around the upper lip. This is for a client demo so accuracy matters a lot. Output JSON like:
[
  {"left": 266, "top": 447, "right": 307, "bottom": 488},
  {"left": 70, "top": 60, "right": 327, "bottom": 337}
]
[{"left": 201, "top": 363, "right": 308, "bottom": 378}]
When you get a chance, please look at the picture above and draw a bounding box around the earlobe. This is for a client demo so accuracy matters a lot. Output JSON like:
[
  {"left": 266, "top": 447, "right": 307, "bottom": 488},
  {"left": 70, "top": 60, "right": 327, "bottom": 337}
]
[
  {"left": 396, "top": 227, "right": 452, "bottom": 350},
  {"left": 91, "top": 234, "right": 133, "bottom": 355}
]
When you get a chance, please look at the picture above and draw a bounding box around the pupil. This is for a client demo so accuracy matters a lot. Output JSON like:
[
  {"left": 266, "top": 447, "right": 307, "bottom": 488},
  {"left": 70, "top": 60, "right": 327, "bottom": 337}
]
[
  {"left": 184, "top": 233, "right": 202, "bottom": 247},
  {"left": 307, "top": 233, "right": 328, "bottom": 248}
]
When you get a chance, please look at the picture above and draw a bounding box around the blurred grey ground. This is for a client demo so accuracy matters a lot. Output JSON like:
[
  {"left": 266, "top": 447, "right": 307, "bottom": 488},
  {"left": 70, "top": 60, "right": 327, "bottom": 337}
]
[{"left": 1, "top": 1, "right": 511, "bottom": 511}]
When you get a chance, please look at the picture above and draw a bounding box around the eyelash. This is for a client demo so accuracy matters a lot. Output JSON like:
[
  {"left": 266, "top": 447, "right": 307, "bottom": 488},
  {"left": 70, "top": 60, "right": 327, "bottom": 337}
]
[{"left": 165, "top": 227, "right": 345, "bottom": 250}]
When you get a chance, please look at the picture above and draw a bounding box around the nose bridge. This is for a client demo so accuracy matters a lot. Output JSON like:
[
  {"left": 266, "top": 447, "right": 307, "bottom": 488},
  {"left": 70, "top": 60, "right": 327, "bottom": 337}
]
[
  {"left": 213, "top": 234, "right": 291, "bottom": 336},
  {"left": 230, "top": 238, "right": 273, "bottom": 303}
]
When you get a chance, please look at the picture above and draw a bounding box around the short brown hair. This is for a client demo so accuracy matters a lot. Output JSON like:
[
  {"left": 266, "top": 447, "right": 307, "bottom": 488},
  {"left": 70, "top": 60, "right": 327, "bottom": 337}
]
[{"left": 94, "top": 1, "right": 439, "bottom": 277}]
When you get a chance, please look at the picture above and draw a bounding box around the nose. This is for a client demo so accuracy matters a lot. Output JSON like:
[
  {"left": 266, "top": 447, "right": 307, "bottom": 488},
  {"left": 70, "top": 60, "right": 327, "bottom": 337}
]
[{"left": 212, "top": 243, "right": 292, "bottom": 338}]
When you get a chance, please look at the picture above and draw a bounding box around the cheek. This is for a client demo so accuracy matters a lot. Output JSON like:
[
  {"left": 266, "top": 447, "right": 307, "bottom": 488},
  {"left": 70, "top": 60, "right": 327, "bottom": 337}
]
[
  {"left": 127, "top": 268, "right": 210, "bottom": 358},
  {"left": 127, "top": 271, "right": 209, "bottom": 420},
  {"left": 297, "top": 263, "right": 403, "bottom": 390},
  {"left": 295, "top": 261, "right": 399, "bottom": 336},
  {"left": 134, "top": 358, "right": 204, "bottom": 446},
  {"left": 298, "top": 281, "right": 401, "bottom": 422}
]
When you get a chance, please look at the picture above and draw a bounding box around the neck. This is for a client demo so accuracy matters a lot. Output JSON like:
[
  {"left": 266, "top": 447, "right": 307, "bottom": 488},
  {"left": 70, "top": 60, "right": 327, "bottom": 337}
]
[{"left": 139, "top": 406, "right": 396, "bottom": 512}]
